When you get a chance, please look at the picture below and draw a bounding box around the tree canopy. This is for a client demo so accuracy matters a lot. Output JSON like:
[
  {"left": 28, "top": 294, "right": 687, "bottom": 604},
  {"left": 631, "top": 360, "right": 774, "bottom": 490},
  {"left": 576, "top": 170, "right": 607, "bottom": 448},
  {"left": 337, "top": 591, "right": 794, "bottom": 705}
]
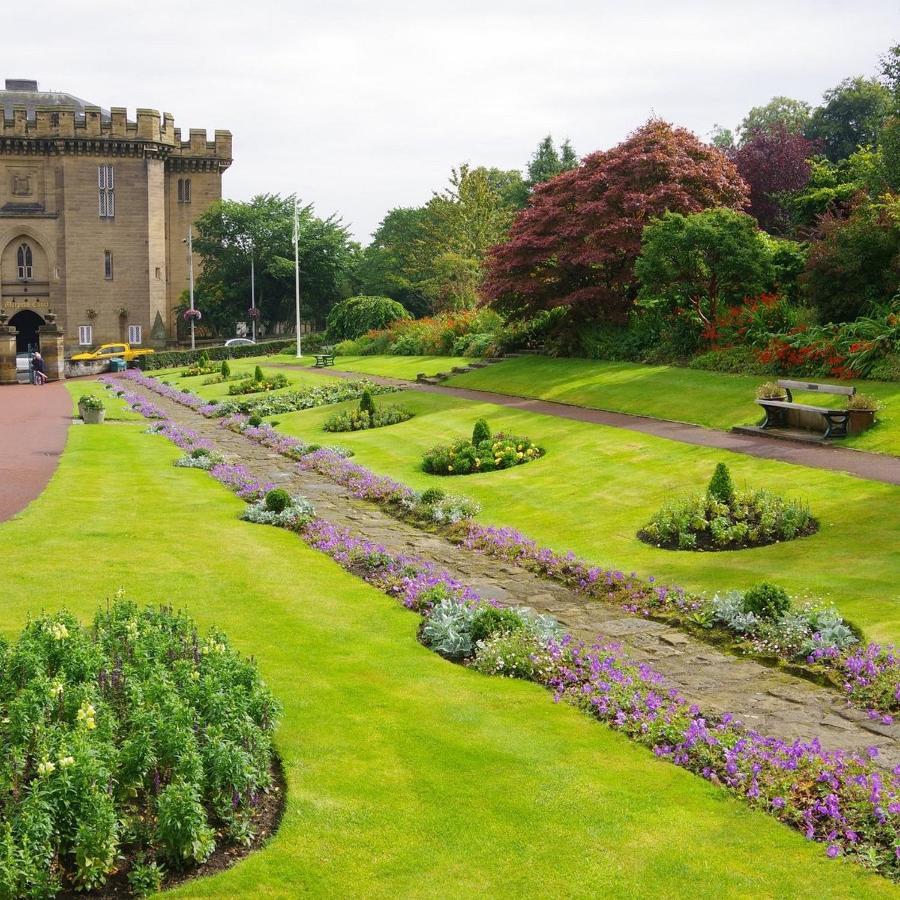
[
  {"left": 739, "top": 96, "right": 812, "bottom": 142},
  {"left": 525, "top": 135, "right": 578, "bottom": 188},
  {"left": 325, "top": 295, "right": 410, "bottom": 340},
  {"left": 192, "top": 194, "right": 357, "bottom": 333},
  {"left": 484, "top": 119, "right": 749, "bottom": 323}
]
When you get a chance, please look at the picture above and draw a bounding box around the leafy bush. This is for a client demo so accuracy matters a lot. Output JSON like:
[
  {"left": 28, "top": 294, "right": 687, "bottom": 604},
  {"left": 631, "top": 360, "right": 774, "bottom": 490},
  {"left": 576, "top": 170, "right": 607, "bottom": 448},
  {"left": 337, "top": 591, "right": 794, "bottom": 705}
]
[
  {"left": 326, "top": 295, "right": 410, "bottom": 340},
  {"left": 174, "top": 449, "right": 225, "bottom": 470},
  {"left": 471, "top": 418, "right": 490, "bottom": 445},
  {"left": 221, "top": 360, "right": 231, "bottom": 379},
  {"left": 242, "top": 494, "right": 315, "bottom": 529},
  {"left": 707, "top": 463, "right": 735, "bottom": 505},
  {"left": 323, "top": 404, "right": 414, "bottom": 432},
  {"left": 265, "top": 488, "right": 292, "bottom": 513},
  {"left": 359, "top": 389, "right": 376, "bottom": 418},
  {"left": 0, "top": 599, "right": 280, "bottom": 897},
  {"left": 422, "top": 431, "right": 544, "bottom": 476},
  {"left": 846, "top": 392, "right": 882, "bottom": 410},
  {"left": 227, "top": 372, "right": 289, "bottom": 395},
  {"left": 180, "top": 363, "right": 219, "bottom": 377},
  {"left": 639, "top": 487, "right": 816, "bottom": 551},
  {"left": 689, "top": 346, "right": 775, "bottom": 375},
  {"left": 402, "top": 491, "right": 481, "bottom": 525},
  {"left": 755, "top": 381, "right": 788, "bottom": 399},
  {"left": 742, "top": 583, "right": 791, "bottom": 621},
  {"left": 472, "top": 629, "right": 554, "bottom": 680},
  {"left": 77, "top": 394, "right": 104, "bottom": 411},
  {"left": 420, "top": 600, "right": 478, "bottom": 659},
  {"left": 420, "top": 488, "right": 445, "bottom": 504}
]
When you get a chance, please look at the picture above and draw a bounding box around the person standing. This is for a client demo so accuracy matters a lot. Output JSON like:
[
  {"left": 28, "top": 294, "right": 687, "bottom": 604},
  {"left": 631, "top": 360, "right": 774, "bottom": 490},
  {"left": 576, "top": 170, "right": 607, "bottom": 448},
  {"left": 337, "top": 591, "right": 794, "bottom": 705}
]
[{"left": 31, "top": 352, "right": 48, "bottom": 385}]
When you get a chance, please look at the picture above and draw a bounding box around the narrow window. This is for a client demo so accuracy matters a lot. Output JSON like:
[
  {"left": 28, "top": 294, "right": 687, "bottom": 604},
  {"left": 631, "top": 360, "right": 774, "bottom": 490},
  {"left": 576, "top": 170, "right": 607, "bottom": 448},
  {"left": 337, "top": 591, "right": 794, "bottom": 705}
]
[
  {"left": 177, "top": 177, "right": 192, "bottom": 203},
  {"left": 155, "top": 266, "right": 162, "bottom": 280},
  {"left": 16, "top": 243, "right": 33, "bottom": 280},
  {"left": 103, "top": 250, "right": 114, "bottom": 280},
  {"left": 78, "top": 324, "right": 93, "bottom": 346},
  {"left": 128, "top": 324, "right": 142, "bottom": 345},
  {"left": 98, "top": 164, "right": 115, "bottom": 218},
  {"left": 50, "top": 112, "right": 59, "bottom": 127}
]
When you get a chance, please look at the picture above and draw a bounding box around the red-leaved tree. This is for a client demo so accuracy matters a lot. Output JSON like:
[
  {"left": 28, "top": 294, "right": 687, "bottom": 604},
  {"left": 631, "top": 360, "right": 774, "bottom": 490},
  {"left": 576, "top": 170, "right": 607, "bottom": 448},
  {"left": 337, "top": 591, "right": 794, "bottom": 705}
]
[
  {"left": 731, "top": 126, "right": 818, "bottom": 232},
  {"left": 483, "top": 119, "right": 749, "bottom": 322}
]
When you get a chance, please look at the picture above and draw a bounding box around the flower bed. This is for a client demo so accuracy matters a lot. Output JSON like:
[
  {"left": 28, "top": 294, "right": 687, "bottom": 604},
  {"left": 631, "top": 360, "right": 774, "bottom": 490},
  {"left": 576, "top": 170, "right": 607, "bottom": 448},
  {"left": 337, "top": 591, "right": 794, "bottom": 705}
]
[
  {"left": 0, "top": 599, "right": 280, "bottom": 898},
  {"left": 422, "top": 419, "right": 544, "bottom": 476},
  {"left": 227, "top": 372, "right": 289, "bottom": 395},
  {"left": 323, "top": 404, "right": 413, "bottom": 432},
  {"left": 242, "top": 490, "right": 316, "bottom": 529},
  {"left": 638, "top": 463, "right": 817, "bottom": 551}
]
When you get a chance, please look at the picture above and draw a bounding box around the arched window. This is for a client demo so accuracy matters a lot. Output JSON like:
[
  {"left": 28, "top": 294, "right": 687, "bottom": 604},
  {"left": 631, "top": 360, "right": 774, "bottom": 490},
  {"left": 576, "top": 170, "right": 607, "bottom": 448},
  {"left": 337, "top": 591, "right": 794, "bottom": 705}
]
[
  {"left": 16, "top": 243, "right": 33, "bottom": 280},
  {"left": 177, "top": 177, "right": 192, "bottom": 203}
]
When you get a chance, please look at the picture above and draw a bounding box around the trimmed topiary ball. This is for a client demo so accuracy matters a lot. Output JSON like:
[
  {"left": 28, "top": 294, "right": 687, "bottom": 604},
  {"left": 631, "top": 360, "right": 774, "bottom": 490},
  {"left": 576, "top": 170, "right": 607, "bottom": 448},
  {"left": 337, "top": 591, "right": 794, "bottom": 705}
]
[
  {"left": 264, "top": 488, "right": 292, "bottom": 513},
  {"left": 707, "top": 462, "right": 735, "bottom": 505},
  {"left": 421, "top": 488, "right": 446, "bottom": 504},
  {"left": 743, "top": 582, "right": 791, "bottom": 621},
  {"left": 248, "top": 414, "right": 263, "bottom": 427},
  {"left": 472, "top": 418, "right": 491, "bottom": 445}
]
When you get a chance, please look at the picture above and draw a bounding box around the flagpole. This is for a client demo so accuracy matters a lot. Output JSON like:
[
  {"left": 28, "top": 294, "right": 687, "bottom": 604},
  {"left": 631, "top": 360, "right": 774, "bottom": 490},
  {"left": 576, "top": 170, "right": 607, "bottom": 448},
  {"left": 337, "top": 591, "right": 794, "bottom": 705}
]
[
  {"left": 250, "top": 255, "right": 256, "bottom": 343},
  {"left": 294, "top": 197, "right": 302, "bottom": 358},
  {"left": 188, "top": 225, "right": 195, "bottom": 351}
]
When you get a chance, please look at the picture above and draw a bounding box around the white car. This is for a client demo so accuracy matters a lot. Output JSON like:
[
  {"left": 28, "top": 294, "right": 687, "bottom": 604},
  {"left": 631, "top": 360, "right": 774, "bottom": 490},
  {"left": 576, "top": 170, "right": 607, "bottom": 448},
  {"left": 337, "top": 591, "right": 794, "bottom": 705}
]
[{"left": 224, "top": 338, "right": 255, "bottom": 347}]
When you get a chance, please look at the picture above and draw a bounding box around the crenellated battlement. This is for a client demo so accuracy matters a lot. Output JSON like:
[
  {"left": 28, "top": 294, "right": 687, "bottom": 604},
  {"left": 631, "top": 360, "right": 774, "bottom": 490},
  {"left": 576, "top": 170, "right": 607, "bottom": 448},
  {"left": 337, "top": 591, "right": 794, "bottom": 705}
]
[{"left": 0, "top": 103, "right": 231, "bottom": 169}]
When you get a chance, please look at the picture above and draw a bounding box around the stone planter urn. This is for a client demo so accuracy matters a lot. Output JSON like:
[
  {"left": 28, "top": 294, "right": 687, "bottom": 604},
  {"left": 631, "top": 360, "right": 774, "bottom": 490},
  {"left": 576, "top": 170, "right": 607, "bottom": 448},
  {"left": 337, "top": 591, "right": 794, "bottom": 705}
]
[
  {"left": 847, "top": 409, "right": 876, "bottom": 435},
  {"left": 45, "top": 310, "right": 57, "bottom": 325},
  {"left": 79, "top": 405, "right": 106, "bottom": 425}
]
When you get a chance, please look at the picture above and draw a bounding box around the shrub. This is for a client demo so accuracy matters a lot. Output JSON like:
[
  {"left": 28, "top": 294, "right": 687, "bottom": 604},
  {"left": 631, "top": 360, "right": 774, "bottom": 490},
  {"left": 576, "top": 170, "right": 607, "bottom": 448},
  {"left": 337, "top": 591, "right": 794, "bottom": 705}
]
[
  {"left": 254, "top": 365, "right": 264, "bottom": 383},
  {"left": 227, "top": 372, "right": 289, "bottom": 396},
  {"left": 265, "top": 488, "right": 292, "bottom": 513},
  {"left": 707, "top": 463, "right": 735, "bottom": 505},
  {"left": 220, "top": 360, "right": 231, "bottom": 379},
  {"left": 420, "top": 488, "right": 446, "bottom": 504},
  {"left": 242, "top": 494, "right": 316, "bottom": 529},
  {"left": 470, "top": 606, "right": 527, "bottom": 644},
  {"left": 78, "top": 394, "right": 104, "bottom": 411},
  {"left": 322, "top": 404, "right": 414, "bottom": 432},
  {"left": 471, "top": 418, "right": 491, "bottom": 445},
  {"left": 472, "top": 629, "right": 553, "bottom": 680},
  {"left": 742, "top": 583, "right": 791, "bottom": 621},
  {"left": 359, "top": 389, "right": 376, "bottom": 418},
  {"left": 326, "top": 295, "right": 410, "bottom": 340},
  {"left": 247, "top": 414, "right": 263, "bottom": 427},
  {"left": 404, "top": 491, "right": 481, "bottom": 525},
  {"left": 136, "top": 340, "right": 294, "bottom": 371},
  {"left": 0, "top": 600, "right": 280, "bottom": 896},
  {"left": 422, "top": 432, "right": 544, "bottom": 476},
  {"left": 639, "top": 488, "right": 816, "bottom": 551},
  {"left": 420, "top": 600, "right": 477, "bottom": 659},
  {"left": 756, "top": 381, "right": 788, "bottom": 400}
]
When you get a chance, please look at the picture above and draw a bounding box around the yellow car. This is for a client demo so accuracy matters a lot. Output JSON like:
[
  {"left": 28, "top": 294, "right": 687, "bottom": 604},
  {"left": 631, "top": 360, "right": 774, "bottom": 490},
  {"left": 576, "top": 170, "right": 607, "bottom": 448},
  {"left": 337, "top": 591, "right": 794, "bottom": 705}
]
[{"left": 71, "top": 343, "right": 155, "bottom": 363}]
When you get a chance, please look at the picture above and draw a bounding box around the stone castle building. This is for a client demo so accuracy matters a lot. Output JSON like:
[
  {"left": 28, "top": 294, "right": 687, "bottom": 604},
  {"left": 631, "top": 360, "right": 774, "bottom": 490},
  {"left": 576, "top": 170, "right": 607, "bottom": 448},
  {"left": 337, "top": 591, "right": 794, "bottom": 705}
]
[{"left": 0, "top": 78, "right": 231, "bottom": 354}]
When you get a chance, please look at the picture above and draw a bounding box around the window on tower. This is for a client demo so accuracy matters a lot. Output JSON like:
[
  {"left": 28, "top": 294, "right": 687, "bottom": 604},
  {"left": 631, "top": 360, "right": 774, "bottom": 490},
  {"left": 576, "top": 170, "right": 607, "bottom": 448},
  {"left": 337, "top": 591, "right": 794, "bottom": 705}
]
[
  {"left": 16, "top": 243, "right": 33, "bottom": 280},
  {"left": 98, "top": 164, "right": 115, "bottom": 218},
  {"left": 177, "top": 177, "right": 192, "bottom": 203}
]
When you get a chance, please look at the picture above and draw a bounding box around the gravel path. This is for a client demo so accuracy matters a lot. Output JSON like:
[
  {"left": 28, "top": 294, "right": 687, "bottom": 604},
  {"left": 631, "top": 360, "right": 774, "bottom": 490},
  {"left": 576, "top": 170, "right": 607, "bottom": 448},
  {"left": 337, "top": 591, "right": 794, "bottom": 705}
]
[{"left": 122, "top": 378, "right": 900, "bottom": 768}]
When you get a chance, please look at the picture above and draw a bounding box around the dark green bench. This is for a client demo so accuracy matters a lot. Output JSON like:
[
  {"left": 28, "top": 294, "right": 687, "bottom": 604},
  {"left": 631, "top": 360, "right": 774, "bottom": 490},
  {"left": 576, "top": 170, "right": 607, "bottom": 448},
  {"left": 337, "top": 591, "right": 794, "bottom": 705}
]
[{"left": 313, "top": 353, "right": 335, "bottom": 368}]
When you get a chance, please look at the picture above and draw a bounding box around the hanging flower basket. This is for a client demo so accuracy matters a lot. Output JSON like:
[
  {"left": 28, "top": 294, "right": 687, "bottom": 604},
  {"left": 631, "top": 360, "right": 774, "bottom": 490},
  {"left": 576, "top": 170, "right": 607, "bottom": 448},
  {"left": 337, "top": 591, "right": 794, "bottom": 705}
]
[
  {"left": 247, "top": 308, "right": 261, "bottom": 320},
  {"left": 116, "top": 306, "right": 128, "bottom": 319},
  {"left": 86, "top": 308, "right": 98, "bottom": 321},
  {"left": 183, "top": 309, "right": 202, "bottom": 322}
]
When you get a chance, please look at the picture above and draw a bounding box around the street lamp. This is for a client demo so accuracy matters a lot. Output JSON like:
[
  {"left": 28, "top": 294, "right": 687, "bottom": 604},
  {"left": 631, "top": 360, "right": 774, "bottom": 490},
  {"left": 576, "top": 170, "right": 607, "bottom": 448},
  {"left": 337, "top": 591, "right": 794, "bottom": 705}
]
[
  {"left": 250, "top": 254, "right": 256, "bottom": 343},
  {"left": 183, "top": 226, "right": 196, "bottom": 351}
]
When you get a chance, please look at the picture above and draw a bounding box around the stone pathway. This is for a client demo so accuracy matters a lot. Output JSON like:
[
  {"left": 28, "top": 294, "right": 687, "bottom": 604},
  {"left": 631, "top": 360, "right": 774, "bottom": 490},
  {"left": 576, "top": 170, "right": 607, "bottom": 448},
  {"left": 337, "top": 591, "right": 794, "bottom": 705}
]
[
  {"left": 277, "top": 365, "right": 900, "bottom": 486},
  {"left": 121, "top": 378, "right": 899, "bottom": 768},
  {"left": 0, "top": 382, "right": 72, "bottom": 522}
]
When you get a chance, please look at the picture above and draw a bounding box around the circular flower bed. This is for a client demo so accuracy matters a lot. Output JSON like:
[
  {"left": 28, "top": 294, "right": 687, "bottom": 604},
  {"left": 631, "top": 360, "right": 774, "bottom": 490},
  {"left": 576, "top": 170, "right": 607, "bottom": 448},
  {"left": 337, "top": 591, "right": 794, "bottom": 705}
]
[
  {"left": 422, "top": 418, "right": 544, "bottom": 476},
  {"left": 323, "top": 390, "right": 413, "bottom": 432},
  {"left": 638, "top": 463, "right": 817, "bottom": 551},
  {"left": 0, "top": 599, "right": 281, "bottom": 898}
]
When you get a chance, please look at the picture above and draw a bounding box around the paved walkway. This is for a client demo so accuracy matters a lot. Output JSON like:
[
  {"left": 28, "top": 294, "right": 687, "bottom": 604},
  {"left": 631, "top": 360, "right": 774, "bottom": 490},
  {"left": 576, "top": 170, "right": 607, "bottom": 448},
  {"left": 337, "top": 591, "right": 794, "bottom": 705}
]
[
  {"left": 280, "top": 366, "right": 900, "bottom": 485},
  {"left": 122, "top": 377, "right": 899, "bottom": 769},
  {"left": 0, "top": 382, "right": 72, "bottom": 521}
]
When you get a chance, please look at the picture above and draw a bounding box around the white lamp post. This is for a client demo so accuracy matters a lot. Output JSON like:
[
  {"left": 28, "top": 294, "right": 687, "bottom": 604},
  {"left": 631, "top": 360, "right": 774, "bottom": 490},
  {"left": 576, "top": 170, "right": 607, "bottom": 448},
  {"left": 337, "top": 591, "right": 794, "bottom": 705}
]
[
  {"left": 187, "top": 225, "right": 196, "bottom": 351},
  {"left": 250, "top": 255, "right": 257, "bottom": 343},
  {"left": 293, "top": 197, "right": 302, "bottom": 358}
]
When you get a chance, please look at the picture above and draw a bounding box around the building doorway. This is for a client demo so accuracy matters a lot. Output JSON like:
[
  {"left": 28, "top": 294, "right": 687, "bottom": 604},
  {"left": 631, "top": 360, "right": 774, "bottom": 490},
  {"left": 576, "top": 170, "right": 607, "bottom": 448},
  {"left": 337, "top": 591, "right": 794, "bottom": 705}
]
[{"left": 8, "top": 309, "right": 44, "bottom": 353}]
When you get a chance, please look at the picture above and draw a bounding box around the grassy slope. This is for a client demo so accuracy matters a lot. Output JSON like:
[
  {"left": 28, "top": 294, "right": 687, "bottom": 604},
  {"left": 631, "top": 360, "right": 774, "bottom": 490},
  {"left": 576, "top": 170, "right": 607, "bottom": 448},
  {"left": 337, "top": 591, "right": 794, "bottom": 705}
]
[
  {"left": 0, "top": 426, "right": 895, "bottom": 897},
  {"left": 442, "top": 357, "right": 900, "bottom": 456},
  {"left": 277, "top": 354, "right": 478, "bottom": 380},
  {"left": 275, "top": 389, "right": 900, "bottom": 642}
]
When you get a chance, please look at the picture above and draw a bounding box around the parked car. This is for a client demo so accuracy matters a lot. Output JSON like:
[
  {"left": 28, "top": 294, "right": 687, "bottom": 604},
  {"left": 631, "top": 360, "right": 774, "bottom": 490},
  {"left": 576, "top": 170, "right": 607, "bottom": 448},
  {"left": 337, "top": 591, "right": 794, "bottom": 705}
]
[
  {"left": 224, "top": 338, "right": 255, "bottom": 347},
  {"left": 70, "top": 343, "right": 155, "bottom": 363}
]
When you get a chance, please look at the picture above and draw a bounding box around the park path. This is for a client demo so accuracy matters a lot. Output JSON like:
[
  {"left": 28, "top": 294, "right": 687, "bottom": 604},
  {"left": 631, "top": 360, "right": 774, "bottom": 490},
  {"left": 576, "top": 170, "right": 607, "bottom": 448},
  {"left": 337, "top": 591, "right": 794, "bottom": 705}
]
[
  {"left": 277, "top": 366, "right": 900, "bottom": 486},
  {"left": 0, "top": 382, "right": 71, "bottom": 522},
  {"left": 121, "top": 377, "right": 899, "bottom": 769}
]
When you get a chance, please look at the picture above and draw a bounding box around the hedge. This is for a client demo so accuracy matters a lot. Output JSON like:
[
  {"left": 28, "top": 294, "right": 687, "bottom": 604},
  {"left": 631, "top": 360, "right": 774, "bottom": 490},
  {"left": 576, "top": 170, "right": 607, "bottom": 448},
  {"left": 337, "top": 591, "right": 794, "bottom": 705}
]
[{"left": 136, "top": 340, "right": 296, "bottom": 371}]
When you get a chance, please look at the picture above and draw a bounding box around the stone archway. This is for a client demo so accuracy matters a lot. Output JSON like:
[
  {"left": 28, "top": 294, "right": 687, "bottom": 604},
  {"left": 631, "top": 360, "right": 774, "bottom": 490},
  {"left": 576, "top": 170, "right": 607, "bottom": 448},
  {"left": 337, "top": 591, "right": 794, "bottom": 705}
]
[{"left": 8, "top": 309, "right": 44, "bottom": 353}]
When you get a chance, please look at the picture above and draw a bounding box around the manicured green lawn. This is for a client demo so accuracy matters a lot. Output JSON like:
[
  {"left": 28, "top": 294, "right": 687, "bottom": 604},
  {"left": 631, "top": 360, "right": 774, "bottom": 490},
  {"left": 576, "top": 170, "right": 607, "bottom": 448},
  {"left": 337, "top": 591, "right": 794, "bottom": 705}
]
[
  {"left": 446, "top": 357, "right": 900, "bottom": 456},
  {"left": 278, "top": 354, "right": 478, "bottom": 380},
  {"left": 0, "top": 422, "right": 894, "bottom": 897},
  {"left": 65, "top": 381, "right": 143, "bottom": 421},
  {"left": 276, "top": 389, "right": 900, "bottom": 643}
]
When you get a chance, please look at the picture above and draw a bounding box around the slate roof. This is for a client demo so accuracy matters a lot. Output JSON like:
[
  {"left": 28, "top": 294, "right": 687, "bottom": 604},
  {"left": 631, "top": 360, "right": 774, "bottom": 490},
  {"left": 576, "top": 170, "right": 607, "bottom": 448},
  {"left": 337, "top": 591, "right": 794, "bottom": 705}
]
[{"left": 0, "top": 79, "right": 110, "bottom": 120}]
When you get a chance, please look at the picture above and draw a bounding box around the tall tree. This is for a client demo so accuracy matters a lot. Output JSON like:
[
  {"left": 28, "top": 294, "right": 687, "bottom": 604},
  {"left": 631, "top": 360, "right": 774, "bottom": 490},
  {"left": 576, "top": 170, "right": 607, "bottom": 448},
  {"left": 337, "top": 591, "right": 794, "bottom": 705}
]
[
  {"left": 192, "top": 194, "right": 357, "bottom": 332},
  {"left": 739, "top": 96, "right": 812, "bottom": 142},
  {"left": 805, "top": 77, "right": 893, "bottom": 161},
  {"left": 484, "top": 119, "right": 749, "bottom": 323},
  {"left": 731, "top": 126, "right": 818, "bottom": 232},
  {"left": 525, "top": 135, "right": 578, "bottom": 188},
  {"left": 880, "top": 43, "right": 900, "bottom": 109}
]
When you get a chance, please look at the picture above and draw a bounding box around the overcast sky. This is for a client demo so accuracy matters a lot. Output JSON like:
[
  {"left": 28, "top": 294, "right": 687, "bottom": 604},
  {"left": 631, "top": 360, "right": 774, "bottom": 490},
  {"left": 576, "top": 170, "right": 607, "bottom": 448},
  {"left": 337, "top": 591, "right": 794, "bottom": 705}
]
[{"left": 8, "top": 1, "right": 898, "bottom": 242}]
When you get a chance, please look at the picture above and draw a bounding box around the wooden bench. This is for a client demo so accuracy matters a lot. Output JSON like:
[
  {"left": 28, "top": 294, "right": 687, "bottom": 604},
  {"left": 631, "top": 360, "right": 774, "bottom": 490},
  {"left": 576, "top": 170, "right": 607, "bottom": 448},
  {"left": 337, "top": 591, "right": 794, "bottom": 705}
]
[
  {"left": 756, "top": 379, "right": 855, "bottom": 439},
  {"left": 313, "top": 353, "right": 335, "bottom": 368}
]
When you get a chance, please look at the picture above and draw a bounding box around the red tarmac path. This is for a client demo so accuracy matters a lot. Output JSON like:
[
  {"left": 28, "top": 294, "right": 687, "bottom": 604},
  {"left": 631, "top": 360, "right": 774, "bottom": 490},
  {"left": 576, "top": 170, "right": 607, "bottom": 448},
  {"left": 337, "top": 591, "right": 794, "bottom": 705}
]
[{"left": 0, "top": 382, "right": 72, "bottom": 522}]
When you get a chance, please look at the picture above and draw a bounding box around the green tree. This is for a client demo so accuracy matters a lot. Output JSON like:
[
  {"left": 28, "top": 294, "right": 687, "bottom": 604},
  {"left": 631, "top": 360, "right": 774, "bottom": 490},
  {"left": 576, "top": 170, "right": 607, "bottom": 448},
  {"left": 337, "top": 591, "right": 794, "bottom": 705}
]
[
  {"left": 635, "top": 208, "right": 774, "bottom": 326},
  {"left": 805, "top": 77, "right": 893, "bottom": 161},
  {"left": 879, "top": 43, "right": 900, "bottom": 110},
  {"left": 325, "top": 295, "right": 410, "bottom": 340},
  {"left": 739, "top": 96, "right": 812, "bottom": 142},
  {"left": 525, "top": 135, "right": 578, "bottom": 188},
  {"left": 192, "top": 194, "right": 357, "bottom": 332},
  {"left": 709, "top": 125, "right": 735, "bottom": 151}
]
